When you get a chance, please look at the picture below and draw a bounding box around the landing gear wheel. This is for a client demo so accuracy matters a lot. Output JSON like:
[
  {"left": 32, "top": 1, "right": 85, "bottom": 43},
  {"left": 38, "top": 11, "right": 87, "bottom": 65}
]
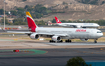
[
  {"left": 65, "top": 39, "right": 72, "bottom": 43},
  {"left": 59, "top": 40, "right": 63, "bottom": 42},
  {"left": 69, "top": 40, "right": 71, "bottom": 42},
  {"left": 94, "top": 39, "right": 98, "bottom": 43},
  {"left": 65, "top": 40, "right": 67, "bottom": 42},
  {"left": 94, "top": 41, "right": 97, "bottom": 43},
  {"left": 49, "top": 40, "right": 55, "bottom": 43},
  {"left": 60, "top": 40, "right": 63, "bottom": 42},
  {"left": 49, "top": 40, "right": 52, "bottom": 42},
  {"left": 65, "top": 40, "right": 68, "bottom": 42}
]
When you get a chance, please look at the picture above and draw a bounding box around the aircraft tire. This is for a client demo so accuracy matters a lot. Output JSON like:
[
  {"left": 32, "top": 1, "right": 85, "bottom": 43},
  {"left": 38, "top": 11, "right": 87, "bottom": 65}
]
[
  {"left": 94, "top": 41, "right": 97, "bottom": 43},
  {"left": 49, "top": 40, "right": 51, "bottom": 42},
  {"left": 65, "top": 40, "right": 71, "bottom": 43},
  {"left": 69, "top": 40, "right": 71, "bottom": 42},
  {"left": 65, "top": 40, "right": 67, "bottom": 43},
  {"left": 49, "top": 40, "right": 55, "bottom": 43},
  {"left": 60, "top": 40, "right": 63, "bottom": 42}
]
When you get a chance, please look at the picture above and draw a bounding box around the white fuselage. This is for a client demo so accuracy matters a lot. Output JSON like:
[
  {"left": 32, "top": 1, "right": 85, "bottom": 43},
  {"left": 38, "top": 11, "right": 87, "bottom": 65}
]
[
  {"left": 56, "top": 23, "right": 99, "bottom": 28},
  {"left": 36, "top": 27, "right": 103, "bottom": 39}
]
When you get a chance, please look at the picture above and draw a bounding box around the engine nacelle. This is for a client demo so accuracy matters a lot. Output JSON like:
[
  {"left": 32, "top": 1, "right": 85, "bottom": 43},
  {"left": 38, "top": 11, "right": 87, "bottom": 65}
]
[
  {"left": 77, "top": 26, "right": 81, "bottom": 28},
  {"left": 80, "top": 39, "right": 88, "bottom": 41},
  {"left": 52, "top": 36, "right": 61, "bottom": 41},
  {"left": 30, "top": 33, "right": 39, "bottom": 39}
]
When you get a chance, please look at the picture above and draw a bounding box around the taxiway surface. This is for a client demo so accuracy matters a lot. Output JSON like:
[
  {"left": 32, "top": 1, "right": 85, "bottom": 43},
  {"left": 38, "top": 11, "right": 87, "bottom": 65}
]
[
  {"left": 0, "top": 48, "right": 105, "bottom": 66},
  {"left": 0, "top": 37, "right": 105, "bottom": 66},
  {"left": 0, "top": 40, "right": 104, "bottom": 66},
  {"left": 0, "top": 40, "right": 105, "bottom": 49}
]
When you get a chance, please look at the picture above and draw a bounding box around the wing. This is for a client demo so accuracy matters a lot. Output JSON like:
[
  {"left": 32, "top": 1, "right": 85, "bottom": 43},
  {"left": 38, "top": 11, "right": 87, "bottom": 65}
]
[
  {"left": 38, "top": 33, "right": 68, "bottom": 37},
  {"left": 7, "top": 31, "right": 69, "bottom": 37},
  {"left": 57, "top": 24, "right": 77, "bottom": 28},
  {"left": 7, "top": 31, "right": 32, "bottom": 34}
]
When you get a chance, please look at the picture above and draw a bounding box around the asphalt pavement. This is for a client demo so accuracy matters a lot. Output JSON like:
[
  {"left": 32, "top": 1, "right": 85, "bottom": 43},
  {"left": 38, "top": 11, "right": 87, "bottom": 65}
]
[{"left": 0, "top": 48, "right": 105, "bottom": 66}]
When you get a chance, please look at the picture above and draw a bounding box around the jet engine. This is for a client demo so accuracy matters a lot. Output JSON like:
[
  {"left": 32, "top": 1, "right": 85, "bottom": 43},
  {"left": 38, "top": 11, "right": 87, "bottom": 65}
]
[
  {"left": 30, "top": 33, "right": 39, "bottom": 39},
  {"left": 80, "top": 39, "right": 88, "bottom": 41},
  {"left": 52, "top": 36, "right": 61, "bottom": 41},
  {"left": 77, "top": 25, "right": 81, "bottom": 28}
]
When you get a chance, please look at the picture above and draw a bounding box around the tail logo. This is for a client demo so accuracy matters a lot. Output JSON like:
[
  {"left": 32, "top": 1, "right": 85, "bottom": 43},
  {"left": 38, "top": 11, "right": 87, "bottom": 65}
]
[
  {"left": 26, "top": 12, "right": 37, "bottom": 32},
  {"left": 55, "top": 16, "right": 61, "bottom": 23},
  {"left": 57, "top": 19, "right": 60, "bottom": 23}
]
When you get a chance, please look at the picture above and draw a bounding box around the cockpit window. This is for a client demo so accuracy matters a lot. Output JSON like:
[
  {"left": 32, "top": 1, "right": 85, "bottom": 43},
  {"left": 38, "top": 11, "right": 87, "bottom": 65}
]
[{"left": 97, "top": 31, "right": 102, "bottom": 33}]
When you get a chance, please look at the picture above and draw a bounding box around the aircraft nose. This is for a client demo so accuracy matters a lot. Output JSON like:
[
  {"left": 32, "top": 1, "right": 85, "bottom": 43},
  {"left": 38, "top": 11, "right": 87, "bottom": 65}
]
[
  {"left": 97, "top": 33, "right": 103, "bottom": 38},
  {"left": 97, "top": 24, "right": 100, "bottom": 26},
  {"left": 99, "top": 33, "right": 103, "bottom": 37},
  {"left": 96, "top": 24, "right": 99, "bottom": 27}
]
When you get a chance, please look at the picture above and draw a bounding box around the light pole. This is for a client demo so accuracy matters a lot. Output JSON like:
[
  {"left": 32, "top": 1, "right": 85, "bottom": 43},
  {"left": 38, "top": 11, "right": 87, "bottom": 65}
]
[{"left": 4, "top": 0, "right": 5, "bottom": 30}]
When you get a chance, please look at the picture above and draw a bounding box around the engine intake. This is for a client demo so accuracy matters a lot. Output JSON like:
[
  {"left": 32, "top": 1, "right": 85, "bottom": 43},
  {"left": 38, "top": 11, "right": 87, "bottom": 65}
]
[{"left": 52, "top": 36, "right": 61, "bottom": 41}]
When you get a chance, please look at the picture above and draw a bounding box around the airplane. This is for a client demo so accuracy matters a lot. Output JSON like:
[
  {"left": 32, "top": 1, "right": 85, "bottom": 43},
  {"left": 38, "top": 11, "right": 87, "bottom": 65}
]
[
  {"left": 55, "top": 16, "right": 99, "bottom": 28},
  {"left": 7, "top": 12, "right": 103, "bottom": 43}
]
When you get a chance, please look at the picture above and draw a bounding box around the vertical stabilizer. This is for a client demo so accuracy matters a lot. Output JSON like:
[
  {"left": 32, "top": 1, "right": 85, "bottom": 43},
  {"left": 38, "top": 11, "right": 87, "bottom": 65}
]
[
  {"left": 55, "top": 16, "right": 62, "bottom": 23},
  {"left": 26, "top": 12, "right": 37, "bottom": 32}
]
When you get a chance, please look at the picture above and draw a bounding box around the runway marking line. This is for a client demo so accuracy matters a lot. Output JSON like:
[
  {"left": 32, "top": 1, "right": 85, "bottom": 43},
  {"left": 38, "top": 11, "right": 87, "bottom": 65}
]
[
  {"left": 0, "top": 49, "right": 47, "bottom": 57},
  {"left": 0, "top": 39, "right": 24, "bottom": 41}
]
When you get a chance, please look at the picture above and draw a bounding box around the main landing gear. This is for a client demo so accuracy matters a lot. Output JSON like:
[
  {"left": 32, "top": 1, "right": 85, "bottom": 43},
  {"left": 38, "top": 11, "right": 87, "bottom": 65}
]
[
  {"left": 94, "top": 39, "right": 97, "bottom": 43},
  {"left": 49, "top": 40, "right": 63, "bottom": 43},
  {"left": 49, "top": 39, "right": 72, "bottom": 43},
  {"left": 49, "top": 40, "right": 55, "bottom": 43},
  {"left": 65, "top": 39, "right": 71, "bottom": 43}
]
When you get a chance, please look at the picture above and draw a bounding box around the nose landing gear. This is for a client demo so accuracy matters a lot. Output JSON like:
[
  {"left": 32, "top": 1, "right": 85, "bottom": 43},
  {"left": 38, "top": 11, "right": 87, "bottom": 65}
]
[{"left": 94, "top": 39, "right": 98, "bottom": 43}]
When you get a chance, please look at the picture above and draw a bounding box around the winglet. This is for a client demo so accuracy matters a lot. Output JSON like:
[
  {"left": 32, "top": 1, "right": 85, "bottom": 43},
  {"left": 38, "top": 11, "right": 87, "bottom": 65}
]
[
  {"left": 26, "top": 11, "right": 37, "bottom": 32},
  {"left": 55, "top": 16, "right": 62, "bottom": 23}
]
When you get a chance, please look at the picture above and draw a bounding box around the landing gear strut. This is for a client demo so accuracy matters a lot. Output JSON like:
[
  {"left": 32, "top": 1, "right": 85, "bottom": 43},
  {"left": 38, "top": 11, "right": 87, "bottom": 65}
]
[
  {"left": 65, "top": 39, "right": 71, "bottom": 43},
  {"left": 94, "top": 39, "right": 97, "bottom": 43}
]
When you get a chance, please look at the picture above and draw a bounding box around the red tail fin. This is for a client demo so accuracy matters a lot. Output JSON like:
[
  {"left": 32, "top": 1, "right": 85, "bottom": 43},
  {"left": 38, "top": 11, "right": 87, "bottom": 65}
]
[
  {"left": 55, "top": 16, "right": 62, "bottom": 23},
  {"left": 26, "top": 12, "right": 37, "bottom": 32}
]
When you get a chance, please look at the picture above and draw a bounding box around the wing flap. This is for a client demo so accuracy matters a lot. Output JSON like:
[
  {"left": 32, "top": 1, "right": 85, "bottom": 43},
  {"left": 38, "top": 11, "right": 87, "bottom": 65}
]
[
  {"left": 54, "top": 34, "right": 68, "bottom": 36},
  {"left": 7, "top": 31, "right": 68, "bottom": 37},
  {"left": 7, "top": 31, "right": 32, "bottom": 34},
  {"left": 37, "top": 33, "right": 68, "bottom": 37}
]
